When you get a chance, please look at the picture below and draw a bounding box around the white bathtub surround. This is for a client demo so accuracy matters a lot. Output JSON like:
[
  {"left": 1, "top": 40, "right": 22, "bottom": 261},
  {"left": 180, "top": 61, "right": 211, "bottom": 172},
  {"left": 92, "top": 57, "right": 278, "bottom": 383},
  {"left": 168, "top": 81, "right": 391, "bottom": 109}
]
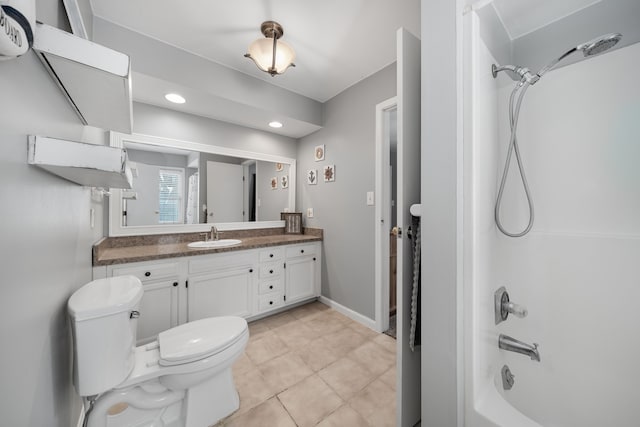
[{"left": 465, "top": 9, "right": 640, "bottom": 427}]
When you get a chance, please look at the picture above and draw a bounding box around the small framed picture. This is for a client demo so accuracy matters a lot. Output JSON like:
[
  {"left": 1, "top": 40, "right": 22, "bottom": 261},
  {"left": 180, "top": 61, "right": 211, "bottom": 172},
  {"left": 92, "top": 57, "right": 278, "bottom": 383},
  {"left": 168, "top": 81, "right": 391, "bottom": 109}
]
[
  {"left": 323, "top": 164, "right": 335, "bottom": 182},
  {"left": 314, "top": 144, "right": 325, "bottom": 161},
  {"left": 307, "top": 169, "right": 318, "bottom": 185},
  {"left": 281, "top": 175, "right": 289, "bottom": 189},
  {"left": 275, "top": 162, "right": 284, "bottom": 172},
  {"left": 270, "top": 177, "right": 278, "bottom": 189}
]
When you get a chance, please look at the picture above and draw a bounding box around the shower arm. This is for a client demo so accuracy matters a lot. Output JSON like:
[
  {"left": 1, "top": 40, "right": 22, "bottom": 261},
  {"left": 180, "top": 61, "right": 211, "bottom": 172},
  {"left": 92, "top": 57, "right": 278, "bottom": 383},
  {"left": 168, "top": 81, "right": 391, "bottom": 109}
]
[{"left": 491, "top": 64, "right": 540, "bottom": 85}]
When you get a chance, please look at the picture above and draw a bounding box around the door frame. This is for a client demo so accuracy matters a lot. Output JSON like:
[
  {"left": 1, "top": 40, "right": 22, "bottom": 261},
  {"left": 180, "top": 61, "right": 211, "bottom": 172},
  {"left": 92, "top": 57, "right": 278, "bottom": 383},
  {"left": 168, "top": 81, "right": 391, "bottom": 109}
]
[{"left": 374, "top": 96, "right": 397, "bottom": 333}]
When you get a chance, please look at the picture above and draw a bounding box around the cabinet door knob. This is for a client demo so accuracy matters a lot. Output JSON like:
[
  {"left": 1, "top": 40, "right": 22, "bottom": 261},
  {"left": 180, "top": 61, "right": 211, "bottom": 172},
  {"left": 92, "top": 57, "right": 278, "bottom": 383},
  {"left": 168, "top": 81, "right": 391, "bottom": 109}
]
[
  {"left": 269, "top": 269, "right": 274, "bottom": 274},
  {"left": 300, "top": 249, "right": 305, "bottom": 253},
  {"left": 144, "top": 271, "right": 151, "bottom": 277},
  {"left": 269, "top": 285, "right": 273, "bottom": 289},
  {"left": 270, "top": 253, "right": 274, "bottom": 258},
  {"left": 313, "top": 257, "right": 316, "bottom": 261},
  {"left": 269, "top": 301, "right": 273, "bottom": 305},
  {"left": 249, "top": 268, "right": 254, "bottom": 273},
  {"left": 173, "top": 282, "right": 178, "bottom": 287}
]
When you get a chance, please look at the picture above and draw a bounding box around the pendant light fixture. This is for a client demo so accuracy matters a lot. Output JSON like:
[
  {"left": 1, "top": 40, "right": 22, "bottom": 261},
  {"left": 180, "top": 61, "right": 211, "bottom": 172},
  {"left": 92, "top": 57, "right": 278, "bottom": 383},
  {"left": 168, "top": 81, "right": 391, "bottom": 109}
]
[{"left": 245, "top": 21, "right": 295, "bottom": 76}]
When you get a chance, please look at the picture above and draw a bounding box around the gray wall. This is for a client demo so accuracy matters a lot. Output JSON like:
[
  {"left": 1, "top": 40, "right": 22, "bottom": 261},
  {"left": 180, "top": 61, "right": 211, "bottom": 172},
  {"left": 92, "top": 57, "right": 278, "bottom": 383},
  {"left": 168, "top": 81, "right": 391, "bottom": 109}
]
[
  {"left": 132, "top": 103, "right": 298, "bottom": 226},
  {"left": 133, "top": 103, "right": 298, "bottom": 159},
  {"left": 297, "top": 64, "right": 396, "bottom": 319},
  {"left": 256, "top": 161, "right": 290, "bottom": 221},
  {"left": 0, "top": 3, "right": 106, "bottom": 426}
]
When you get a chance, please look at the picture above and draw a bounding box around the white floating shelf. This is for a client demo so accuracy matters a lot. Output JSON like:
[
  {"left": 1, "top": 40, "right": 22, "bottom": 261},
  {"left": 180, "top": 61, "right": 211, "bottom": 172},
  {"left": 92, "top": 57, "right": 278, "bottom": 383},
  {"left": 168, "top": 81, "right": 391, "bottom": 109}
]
[
  {"left": 28, "top": 135, "right": 132, "bottom": 189},
  {"left": 33, "top": 22, "right": 133, "bottom": 133}
]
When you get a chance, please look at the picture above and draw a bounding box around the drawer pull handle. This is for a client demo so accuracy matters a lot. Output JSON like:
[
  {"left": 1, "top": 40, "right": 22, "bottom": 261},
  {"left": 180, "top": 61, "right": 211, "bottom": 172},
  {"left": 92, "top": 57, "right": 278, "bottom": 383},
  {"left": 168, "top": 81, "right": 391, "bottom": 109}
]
[
  {"left": 270, "top": 253, "right": 274, "bottom": 258},
  {"left": 144, "top": 272, "right": 151, "bottom": 277},
  {"left": 130, "top": 310, "right": 140, "bottom": 319},
  {"left": 301, "top": 249, "right": 305, "bottom": 253},
  {"left": 269, "top": 285, "right": 273, "bottom": 289},
  {"left": 269, "top": 269, "right": 274, "bottom": 274},
  {"left": 269, "top": 301, "right": 273, "bottom": 305},
  {"left": 249, "top": 268, "right": 254, "bottom": 273},
  {"left": 313, "top": 257, "right": 316, "bottom": 261},
  {"left": 173, "top": 282, "right": 178, "bottom": 287}
]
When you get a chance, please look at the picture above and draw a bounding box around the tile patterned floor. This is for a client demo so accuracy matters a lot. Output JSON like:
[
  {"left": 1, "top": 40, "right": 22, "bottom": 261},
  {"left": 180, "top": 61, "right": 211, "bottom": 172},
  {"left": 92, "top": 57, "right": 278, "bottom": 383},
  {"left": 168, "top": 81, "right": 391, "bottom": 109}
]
[{"left": 216, "top": 301, "right": 397, "bottom": 427}]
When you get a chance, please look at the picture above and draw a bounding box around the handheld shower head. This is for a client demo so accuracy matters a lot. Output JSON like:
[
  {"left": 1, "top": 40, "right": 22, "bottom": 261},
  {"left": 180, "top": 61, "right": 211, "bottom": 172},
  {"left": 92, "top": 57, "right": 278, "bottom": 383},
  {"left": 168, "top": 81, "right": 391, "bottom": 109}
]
[
  {"left": 536, "top": 33, "right": 622, "bottom": 78},
  {"left": 578, "top": 33, "right": 622, "bottom": 57}
]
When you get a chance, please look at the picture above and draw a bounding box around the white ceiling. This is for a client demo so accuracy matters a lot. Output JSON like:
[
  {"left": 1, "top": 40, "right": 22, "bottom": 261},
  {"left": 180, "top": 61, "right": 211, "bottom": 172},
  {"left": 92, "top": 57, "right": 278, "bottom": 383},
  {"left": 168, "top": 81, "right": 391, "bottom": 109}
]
[{"left": 90, "top": 0, "right": 421, "bottom": 103}]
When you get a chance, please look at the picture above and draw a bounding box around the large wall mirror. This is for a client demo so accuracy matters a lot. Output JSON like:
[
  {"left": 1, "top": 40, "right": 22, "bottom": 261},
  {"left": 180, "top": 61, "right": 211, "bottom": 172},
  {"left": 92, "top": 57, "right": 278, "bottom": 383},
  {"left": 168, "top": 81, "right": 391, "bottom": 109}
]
[{"left": 109, "top": 132, "right": 296, "bottom": 236}]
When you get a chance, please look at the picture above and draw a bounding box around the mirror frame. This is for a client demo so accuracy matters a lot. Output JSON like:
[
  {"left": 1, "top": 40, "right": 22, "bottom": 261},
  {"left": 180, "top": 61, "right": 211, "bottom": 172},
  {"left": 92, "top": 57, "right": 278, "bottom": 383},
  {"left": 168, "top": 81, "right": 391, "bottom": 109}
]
[{"left": 108, "top": 131, "right": 296, "bottom": 236}]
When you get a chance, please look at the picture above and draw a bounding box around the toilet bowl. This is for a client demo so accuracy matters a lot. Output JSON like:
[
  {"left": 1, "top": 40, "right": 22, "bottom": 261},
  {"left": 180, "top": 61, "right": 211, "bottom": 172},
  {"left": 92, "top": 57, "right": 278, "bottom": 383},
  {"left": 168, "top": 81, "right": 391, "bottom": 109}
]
[{"left": 68, "top": 276, "right": 249, "bottom": 427}]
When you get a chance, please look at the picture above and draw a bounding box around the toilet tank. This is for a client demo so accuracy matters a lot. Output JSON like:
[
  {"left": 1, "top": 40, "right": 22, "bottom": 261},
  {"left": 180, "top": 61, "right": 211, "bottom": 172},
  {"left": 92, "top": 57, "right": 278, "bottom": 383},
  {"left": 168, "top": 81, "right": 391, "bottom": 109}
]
[{"left": 68, "top": 275, "right": 143, "bottom": 396}]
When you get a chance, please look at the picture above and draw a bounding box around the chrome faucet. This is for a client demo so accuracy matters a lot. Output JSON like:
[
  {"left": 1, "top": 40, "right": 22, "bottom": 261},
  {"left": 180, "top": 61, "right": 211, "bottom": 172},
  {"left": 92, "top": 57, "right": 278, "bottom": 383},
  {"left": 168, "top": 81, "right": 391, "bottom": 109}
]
[
  {"left": 499, "top": 334, "right": 540, "bottom": 362},
  {"left": 210, "top": 226, "right": 219, "bottom": 241}
]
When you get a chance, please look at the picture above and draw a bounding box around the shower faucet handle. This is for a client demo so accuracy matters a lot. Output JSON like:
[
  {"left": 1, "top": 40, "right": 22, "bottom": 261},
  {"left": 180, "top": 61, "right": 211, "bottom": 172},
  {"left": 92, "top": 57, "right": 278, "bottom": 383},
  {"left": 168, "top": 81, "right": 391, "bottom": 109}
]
[
  {"left": 495, "top": 287, "right": 528, "bottom": 324},
  {"left": 504, "top": 301, "right": 528, "bottom": 319}
]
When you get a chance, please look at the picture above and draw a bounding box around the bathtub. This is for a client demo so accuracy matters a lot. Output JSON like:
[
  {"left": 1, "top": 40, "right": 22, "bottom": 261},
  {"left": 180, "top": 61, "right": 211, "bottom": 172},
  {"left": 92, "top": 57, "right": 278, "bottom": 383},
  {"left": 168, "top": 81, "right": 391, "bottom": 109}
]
[{"left": 463, "top": 6, "right": 640, "bottom": 427}]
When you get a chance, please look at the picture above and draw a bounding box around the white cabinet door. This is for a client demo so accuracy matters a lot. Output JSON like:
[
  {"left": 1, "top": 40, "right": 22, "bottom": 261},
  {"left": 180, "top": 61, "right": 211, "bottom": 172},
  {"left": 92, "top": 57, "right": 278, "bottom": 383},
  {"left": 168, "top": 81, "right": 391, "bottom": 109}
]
[
  {"left": 137, "top": 278, "right": 179, "bottom": 345},
  {"left": 285, "top": 256, "right": 317, "bottom": 304},
  {"left": 187, "top": 267, "right": 253, "bottom": 320}
]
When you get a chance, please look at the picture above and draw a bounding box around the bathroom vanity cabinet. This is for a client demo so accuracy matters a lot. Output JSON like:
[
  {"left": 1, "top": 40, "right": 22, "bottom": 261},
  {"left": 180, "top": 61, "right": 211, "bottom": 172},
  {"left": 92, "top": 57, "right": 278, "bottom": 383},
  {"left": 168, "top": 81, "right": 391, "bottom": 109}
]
[{"left": 93, "top": 241, "right": 321, "bottom": 344}]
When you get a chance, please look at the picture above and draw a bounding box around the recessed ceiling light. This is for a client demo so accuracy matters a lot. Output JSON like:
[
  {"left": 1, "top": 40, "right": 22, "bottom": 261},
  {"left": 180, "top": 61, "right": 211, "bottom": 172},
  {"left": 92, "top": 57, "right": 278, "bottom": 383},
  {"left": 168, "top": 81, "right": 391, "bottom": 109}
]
[
  {"left": 165, "top": 93, "right": 186, "bottom": 104},
  {"left": 269, "top": 121, "right": 283, "bottom": 128}
]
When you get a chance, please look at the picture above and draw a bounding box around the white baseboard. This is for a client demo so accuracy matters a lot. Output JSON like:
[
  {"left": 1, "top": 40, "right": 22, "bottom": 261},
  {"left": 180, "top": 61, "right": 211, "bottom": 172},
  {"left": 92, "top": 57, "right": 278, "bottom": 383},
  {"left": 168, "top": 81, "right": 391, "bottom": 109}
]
[{"left": 318, "top": 296, "right": 377, "bottom": 331}]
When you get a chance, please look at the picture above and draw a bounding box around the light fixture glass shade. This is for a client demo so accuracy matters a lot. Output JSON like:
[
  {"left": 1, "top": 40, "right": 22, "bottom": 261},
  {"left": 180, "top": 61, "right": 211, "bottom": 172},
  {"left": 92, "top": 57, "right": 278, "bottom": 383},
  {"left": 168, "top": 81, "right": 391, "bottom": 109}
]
[{"left": 246, "top": 38, "right": 296, "bottom": 76}]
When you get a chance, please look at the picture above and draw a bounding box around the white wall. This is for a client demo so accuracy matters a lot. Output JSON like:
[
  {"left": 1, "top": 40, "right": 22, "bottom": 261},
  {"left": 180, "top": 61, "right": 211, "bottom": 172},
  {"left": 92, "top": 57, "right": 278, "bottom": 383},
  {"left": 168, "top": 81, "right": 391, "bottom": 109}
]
[
  {"left": 420, "top": 0, "right": 463, "bottom": 425},
  {"left": 0, "top": 10, "right": 107, "bottom": 427},
  {"left": 472, "top": 26, "right": 640, "bottom": 426},
  {"left": 297, "top": 64, "right": 396, "bottom": 319}
]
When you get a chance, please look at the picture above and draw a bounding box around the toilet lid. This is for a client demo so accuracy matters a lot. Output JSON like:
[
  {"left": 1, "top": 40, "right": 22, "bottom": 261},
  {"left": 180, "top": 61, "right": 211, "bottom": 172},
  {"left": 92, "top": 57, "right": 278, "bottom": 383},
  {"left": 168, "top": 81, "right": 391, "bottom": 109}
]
[{"left": 158, "top": 316, "right": 248, "bottom": 366}]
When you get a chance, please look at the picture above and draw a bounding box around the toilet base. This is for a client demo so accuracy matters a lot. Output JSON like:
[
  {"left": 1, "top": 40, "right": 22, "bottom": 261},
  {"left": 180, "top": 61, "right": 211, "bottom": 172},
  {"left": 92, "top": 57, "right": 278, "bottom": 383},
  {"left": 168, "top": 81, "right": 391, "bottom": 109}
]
[
  {"left": 90, "top": 367, "right": 240, "bottom": 427},
  {"left": 183, "top": 368, "right": 240, "bottom": 427}
]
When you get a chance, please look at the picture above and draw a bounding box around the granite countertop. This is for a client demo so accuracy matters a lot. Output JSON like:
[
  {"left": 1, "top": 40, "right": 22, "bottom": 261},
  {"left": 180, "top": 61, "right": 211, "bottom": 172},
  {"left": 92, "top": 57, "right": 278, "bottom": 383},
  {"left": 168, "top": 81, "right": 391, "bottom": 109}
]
[{"left": 93, "top": 228, "right": 322, "bottom": 266}]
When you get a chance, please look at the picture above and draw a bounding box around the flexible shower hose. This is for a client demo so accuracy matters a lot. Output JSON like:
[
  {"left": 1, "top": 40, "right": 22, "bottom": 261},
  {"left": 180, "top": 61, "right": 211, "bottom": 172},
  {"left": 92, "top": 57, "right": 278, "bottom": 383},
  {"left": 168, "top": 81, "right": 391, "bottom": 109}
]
[{"left": 494, "top": 81, "right": 535, "bottom": 237}]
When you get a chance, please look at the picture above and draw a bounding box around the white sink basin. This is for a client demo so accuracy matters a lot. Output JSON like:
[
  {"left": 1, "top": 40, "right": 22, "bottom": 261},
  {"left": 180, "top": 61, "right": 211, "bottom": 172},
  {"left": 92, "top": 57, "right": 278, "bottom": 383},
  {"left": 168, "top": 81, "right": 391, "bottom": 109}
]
[{"left": 187, "top": 239, "right": 242, "bottom": 249}]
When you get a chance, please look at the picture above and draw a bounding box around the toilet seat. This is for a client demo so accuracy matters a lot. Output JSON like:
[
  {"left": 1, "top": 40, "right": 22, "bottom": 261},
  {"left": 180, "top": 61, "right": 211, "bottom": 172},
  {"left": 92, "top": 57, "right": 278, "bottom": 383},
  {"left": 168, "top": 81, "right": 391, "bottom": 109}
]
[
  {"left": 116, "top": 317, "right": 249, "bottom": 390},
  {"left": 158, "top": 317, "right": 248, "bottom": 366}
]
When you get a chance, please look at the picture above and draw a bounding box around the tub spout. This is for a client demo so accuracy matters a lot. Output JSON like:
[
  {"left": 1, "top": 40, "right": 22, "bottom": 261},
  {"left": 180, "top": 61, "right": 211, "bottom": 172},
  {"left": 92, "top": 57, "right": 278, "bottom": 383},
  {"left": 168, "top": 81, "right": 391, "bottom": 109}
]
[{"left": 499, "top": 334, "right": 540, "bottom": 362}]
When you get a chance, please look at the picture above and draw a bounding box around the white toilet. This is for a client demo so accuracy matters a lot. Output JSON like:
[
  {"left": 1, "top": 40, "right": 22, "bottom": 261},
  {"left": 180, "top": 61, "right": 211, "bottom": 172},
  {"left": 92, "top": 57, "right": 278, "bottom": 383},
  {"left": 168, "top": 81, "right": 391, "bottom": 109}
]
[{"left": 68, "top": 275, "right": 249, "bottom": 427}]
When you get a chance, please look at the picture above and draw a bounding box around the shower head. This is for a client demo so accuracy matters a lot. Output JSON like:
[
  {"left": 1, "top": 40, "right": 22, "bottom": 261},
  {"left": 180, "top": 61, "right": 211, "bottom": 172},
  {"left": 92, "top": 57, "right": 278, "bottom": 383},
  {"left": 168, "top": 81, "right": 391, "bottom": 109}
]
[
  {"left": 536, "top": 33, "right": 622, "bottom": 78},
  {"left": 578, "top": 33, "right": 623, "bottom": 57}
]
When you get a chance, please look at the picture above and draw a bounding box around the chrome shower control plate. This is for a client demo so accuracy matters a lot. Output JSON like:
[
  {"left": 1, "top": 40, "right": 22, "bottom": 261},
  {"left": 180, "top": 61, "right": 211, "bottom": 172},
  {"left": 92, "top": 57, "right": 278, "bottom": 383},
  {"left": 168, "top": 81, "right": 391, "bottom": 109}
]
[
  {"left": 495, "top": 286, "right": 508, "bottom": 324},
  {"left": 494, "top": 286, "right": 528, "bottom": 324}
]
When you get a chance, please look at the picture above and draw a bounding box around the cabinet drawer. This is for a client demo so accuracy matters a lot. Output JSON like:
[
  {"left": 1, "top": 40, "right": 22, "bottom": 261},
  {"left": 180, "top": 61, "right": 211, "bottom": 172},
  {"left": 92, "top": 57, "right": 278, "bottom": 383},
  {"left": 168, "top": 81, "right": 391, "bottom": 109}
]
[
  {"left": 285, "top": 243, "right": 318, "bottom": 258},
  {"left": 111, "top": 261, "right": 180, "bottom": 282},
  {"left": 257, "top": 293, "right": 284, "bottom": 312},
  {"left": 258, "top": 278, "right": 284, "bottom": 295},
  {"left": 189, "top": 251, "right": 256, "bottom": 275},
  {"left": 260, "top": 262, "right": 282, "bottom": 278},
  {"left": 259, "top": 248, "right": 283, "bottom": 262}
]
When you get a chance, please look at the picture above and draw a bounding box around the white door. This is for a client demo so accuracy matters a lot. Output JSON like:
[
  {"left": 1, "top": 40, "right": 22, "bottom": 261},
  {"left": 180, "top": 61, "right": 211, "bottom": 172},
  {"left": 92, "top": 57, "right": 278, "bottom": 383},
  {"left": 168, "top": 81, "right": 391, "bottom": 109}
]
[
  {"left": 396, "top": 27, "right": 421, "bottom": 427},
  {"left": 206, "top": 161, "right": 244, "bottom": 222}
]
